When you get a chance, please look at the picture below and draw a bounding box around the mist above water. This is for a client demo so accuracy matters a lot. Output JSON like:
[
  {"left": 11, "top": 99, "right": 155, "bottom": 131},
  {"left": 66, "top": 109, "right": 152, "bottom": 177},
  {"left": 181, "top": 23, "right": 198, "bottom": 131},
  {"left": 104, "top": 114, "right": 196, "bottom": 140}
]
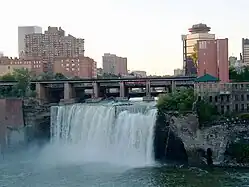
[{"left": 42, "top": 103, "right": 157, "bottom": 168}]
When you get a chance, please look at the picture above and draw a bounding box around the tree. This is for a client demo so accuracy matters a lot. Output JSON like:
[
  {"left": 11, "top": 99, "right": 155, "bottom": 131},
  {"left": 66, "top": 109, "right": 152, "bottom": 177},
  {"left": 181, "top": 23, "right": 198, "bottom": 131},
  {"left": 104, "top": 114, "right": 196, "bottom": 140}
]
[
  {"left": 1, "top": 73, "right": 16, "bottom": 81},
  {"left": 157, "top": 88, "right": 218, "bottom": 124},
  {"left": 190, "top": 44, "right": 198, "bottom": 67},
  {"left": 54, "top": 73, "right": 67, "bottom": 80},
  {"left": 157, "top": 88, "right": 195, "bottom": 113},
  {"left": 229, "top": 66, "right": 249, "bottom": 82},
  {"left": 196, "top": 98, "right": 218, "bottom": 124},
  {"left": 0, "top": 68, "right": 32, "bottom": 97},
  {"left": 12, "top": 68, "right": 32, "bottom": 97}
]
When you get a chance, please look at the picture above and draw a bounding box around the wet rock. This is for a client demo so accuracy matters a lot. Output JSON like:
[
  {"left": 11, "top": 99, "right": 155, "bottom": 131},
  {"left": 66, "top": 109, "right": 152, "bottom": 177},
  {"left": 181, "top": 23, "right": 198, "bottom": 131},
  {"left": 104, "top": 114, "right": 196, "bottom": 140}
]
[
  {"left": 153, "top": 112, "right": 188, "bottom": 164},
  {"left": 23, "top": 98, "right": 51, "bottom": 144}
]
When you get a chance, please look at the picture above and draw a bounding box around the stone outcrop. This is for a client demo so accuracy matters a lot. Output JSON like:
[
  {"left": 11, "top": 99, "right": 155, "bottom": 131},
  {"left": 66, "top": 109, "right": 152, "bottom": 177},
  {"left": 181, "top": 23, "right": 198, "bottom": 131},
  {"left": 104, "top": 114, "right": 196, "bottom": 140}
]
[
  {"left": 167, "top": 113, "right": 249, "bottom": 166},
  {"left": 23, "top": 98, "right": 51, "bottom": 144},
  {"left": 153, "top": 112, "right": 188, "bottom": 164}
]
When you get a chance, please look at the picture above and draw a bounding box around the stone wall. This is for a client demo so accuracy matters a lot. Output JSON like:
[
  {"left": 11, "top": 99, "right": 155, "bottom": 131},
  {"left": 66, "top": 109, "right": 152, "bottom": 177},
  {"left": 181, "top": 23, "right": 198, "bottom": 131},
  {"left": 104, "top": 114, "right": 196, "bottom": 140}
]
[{"left": 0, "top": 99, "right": 24, "bottom": 151}]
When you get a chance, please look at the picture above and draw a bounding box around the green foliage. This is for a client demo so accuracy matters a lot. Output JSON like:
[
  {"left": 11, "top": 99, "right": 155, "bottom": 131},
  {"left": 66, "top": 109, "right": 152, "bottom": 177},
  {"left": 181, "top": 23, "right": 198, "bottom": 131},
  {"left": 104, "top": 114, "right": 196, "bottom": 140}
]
[
  {"left": 0, "top": 68, "right": 32, "bottom": 98},
  {"left": 227, "top": 143, "right": 249, "bottom": 163},
  {"left": 190, "top": 44, "right": 198, "bottom": 67},
  {"left": 157, "top": 88, "right": 218, "bottom": 124},
  {"left": 236, "top": 113, "right": 249, "bottom": 120},
  {"left": 54, "top": 73, "right": 67, "bottom": 80},
  {"left": 1, "top": 73, "right": 16, "bottom": 81},
  {"left": 196, "top": 98, "right": 218, "bottom": 124},
  {"left": 157, "top": 88, "right": 195, "bottom": 113},
  {"left": 229, "top": 66, "right": 249, "bottom": 82}
]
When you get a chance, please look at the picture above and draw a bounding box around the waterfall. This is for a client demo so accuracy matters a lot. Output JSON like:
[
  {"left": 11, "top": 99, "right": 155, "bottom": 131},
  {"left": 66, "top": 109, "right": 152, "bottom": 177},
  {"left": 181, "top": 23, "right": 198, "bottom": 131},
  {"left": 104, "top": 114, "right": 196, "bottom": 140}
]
[{"left": 50, "top": 103, "right": 157, "bottom": 167}]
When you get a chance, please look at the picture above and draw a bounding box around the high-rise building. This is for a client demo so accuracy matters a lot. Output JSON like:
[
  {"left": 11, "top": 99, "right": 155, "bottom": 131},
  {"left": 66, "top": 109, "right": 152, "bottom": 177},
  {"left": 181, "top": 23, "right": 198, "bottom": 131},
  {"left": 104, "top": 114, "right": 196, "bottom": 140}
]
[
  {"left": 102, "top": 53, "right": 127, "bottom": 76},
  {"left": 182, "top": 23, "right": 215, "bottom": 75},
  {"left": 197, "top": 38, "right": 229, "bottom": 82},
  {"left": 242, "top": 38, "right": 249, "bottom": 65},
  {"left": 0, "top": 52, "right": 3, "bottom": 57},
  {"left": 24, "top": 26, "right": 85, "bottom": 72},
  {"left": 18, "top": 26, "right": 42, "bottom": 57}
]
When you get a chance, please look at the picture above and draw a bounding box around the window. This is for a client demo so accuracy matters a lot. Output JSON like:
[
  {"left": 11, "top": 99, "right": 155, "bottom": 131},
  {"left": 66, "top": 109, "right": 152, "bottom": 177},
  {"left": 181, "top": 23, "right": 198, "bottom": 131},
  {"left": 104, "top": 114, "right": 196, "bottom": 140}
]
[
  {"left": 199, "top": 41, "right": 207, "bottom": 49},
  {"left": 241, "top": 95, "right": 244, "bottom": 101}
]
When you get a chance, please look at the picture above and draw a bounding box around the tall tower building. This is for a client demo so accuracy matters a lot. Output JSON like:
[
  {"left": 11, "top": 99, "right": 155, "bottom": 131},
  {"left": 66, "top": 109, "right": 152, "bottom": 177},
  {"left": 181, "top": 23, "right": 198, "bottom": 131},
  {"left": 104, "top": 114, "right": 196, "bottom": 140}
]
[
  {"left": 242, "top": 38, "right": 249, "bottom": 65},
  {"left": 182, "top": 23, "right": 215, "bottom": 75},
  {"left": 18, "top": 26, "right": 42, "bottom": 57},
  {"left": 197, "top": 38, "right": 229, "bottom": 83}
]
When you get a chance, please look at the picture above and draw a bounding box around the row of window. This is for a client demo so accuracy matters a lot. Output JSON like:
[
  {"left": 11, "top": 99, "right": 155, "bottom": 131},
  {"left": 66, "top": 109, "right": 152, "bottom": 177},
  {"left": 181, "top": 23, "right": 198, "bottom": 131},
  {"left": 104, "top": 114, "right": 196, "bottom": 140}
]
[
  {"left": 199, "top": 94, "right": 249, "bottom": 103},
  {"left": 9, "top": 61, "right": 41, "bottom": 65}
]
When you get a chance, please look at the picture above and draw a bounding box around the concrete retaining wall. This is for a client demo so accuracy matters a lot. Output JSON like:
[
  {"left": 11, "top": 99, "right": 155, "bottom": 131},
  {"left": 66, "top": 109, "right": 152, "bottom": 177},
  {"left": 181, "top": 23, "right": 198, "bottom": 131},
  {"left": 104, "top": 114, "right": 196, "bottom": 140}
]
[{"left": 0, "top": 99, "right": 24, "bottom": 151}]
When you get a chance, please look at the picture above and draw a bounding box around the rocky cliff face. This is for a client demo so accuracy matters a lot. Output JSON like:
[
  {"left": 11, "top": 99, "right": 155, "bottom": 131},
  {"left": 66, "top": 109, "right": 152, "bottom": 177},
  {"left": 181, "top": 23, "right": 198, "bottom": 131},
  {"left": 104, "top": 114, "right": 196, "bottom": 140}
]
[
  {"left": 153, "top": 112, "right": 188, "bottom": 164},
  {"left": 167, "top": 113, "right": 249, "bottom": 166},
  {"left": 23, "top": 98, "right": 51, "bottom": 144}
]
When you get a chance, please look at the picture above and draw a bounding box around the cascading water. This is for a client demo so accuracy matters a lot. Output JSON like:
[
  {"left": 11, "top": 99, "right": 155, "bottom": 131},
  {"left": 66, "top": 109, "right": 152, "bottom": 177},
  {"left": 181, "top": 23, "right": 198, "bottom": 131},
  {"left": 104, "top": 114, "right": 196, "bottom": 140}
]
[{"left": 50, "top": 103, "right": 157, "bottom": 167}]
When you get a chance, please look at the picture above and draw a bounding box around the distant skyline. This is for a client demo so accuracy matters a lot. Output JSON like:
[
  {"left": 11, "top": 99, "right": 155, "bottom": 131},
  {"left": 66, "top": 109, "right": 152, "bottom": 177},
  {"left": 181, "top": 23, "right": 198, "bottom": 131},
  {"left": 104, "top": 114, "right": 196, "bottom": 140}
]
[{"left": 0, "top": 0, "right": 248, "bottom": 75}]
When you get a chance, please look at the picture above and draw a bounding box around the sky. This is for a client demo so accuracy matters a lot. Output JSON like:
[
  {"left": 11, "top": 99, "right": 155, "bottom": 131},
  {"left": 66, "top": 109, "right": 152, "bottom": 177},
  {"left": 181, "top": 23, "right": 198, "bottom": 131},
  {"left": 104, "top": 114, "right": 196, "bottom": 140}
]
[{"left": 0, "top": 0, "right": 248, "bottom": 75}]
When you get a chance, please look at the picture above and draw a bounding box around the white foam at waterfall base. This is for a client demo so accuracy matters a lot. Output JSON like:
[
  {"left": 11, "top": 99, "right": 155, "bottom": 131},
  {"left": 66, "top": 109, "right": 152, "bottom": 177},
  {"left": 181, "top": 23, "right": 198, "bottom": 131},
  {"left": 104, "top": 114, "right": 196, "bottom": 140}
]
[{"left": 39, "top": 103, "right": 157, "bottom": 168}]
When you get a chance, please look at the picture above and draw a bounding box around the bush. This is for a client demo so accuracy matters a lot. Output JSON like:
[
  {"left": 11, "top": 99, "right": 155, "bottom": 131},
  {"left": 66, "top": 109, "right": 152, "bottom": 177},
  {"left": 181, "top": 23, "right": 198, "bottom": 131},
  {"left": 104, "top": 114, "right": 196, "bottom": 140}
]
[
  {"left": 157, "top": 88, "right": 195, "bottom": 114},
  {"left": 227, "top": 143, "right": 249, "bottom": 163},
  {"left": 238, "top": 113, "right": 249, "bottom": 120}
]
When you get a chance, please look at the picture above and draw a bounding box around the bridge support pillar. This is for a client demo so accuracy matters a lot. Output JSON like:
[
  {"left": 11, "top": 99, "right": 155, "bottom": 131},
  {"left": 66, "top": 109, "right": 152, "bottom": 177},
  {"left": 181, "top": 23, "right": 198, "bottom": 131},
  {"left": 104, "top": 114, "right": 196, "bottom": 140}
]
[
  {"left": 64, "top": 83, "right": 75, "bottom": 100},
  {"left": 171, "top": 80, "right": 176, "bottom": 92},
  {"left": 145, "top": 80, "right": 151, "bottom": 97},
  {"left": 92, "top": 82, "right": 100, "bottom": 98},
  {"left": 119, "top": 81, "right": 125, "bottom": 98},
  {"left": 36, "top": 83, "right": 47, "bottom": 105}
]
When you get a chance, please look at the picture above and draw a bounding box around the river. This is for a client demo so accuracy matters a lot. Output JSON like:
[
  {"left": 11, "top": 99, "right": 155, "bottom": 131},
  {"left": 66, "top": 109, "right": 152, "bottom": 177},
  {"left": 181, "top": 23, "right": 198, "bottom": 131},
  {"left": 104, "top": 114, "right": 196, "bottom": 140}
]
[{"left": 0, "top": 146, "right": 249, "bottom": 187}]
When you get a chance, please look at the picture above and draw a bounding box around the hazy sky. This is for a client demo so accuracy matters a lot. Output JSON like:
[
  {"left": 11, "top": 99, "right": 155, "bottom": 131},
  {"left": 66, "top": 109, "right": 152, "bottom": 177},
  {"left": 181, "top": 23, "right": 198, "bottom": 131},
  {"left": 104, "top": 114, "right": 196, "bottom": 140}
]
[{"left": 0, "top": 0, "right": 248, "bottom": 75}]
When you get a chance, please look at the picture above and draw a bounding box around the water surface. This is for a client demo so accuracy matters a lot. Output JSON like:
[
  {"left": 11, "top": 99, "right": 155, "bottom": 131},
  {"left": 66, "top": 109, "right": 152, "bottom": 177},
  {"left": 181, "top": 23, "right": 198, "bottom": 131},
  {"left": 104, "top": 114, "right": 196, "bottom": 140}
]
[{"left": 0, "top": 147, "right": 249, "bottom": 187}]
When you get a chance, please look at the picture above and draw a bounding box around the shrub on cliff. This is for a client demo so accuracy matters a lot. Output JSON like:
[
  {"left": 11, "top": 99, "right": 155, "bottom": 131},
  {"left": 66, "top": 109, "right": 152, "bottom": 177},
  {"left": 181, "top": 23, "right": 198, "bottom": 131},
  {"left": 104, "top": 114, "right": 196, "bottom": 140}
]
[
  {"left": 157, "top": 88, "right": 218, "bottom": 125},
  {"left": 226, "top": 143, "right": 249, "bottom": 163},
  {"left": 157, "top": 88, "right": 195, "bottom": 114},
  {"left": 196, "top": 99, "right": 218, "bottom": 124}
]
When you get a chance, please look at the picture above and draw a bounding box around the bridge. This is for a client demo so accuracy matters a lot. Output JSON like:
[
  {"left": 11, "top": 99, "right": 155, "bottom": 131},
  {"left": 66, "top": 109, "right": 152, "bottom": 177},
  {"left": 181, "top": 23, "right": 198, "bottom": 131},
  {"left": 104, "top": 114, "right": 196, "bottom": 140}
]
[{"left": 0, "top": 76, "right": 196, "bottom": 104}]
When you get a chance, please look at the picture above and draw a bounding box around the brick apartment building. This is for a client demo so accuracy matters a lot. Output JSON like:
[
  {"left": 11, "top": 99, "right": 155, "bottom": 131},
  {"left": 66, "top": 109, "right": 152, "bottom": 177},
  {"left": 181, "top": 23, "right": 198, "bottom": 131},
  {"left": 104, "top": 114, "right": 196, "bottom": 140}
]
[
  {"left": 102, "top": 53, "right": 128, "bottom": 76},
  {"left": 0, "top": 56, "right": 97, "bottom": 79},
  {"left": 197, "top": 38, "right": 229, "bottom": 82},
  {"left": 0, "top": 57, "right": 44, "bottom": 76},
  {"left": 23, "top": 26, "right": 86, "bottom": 75},
  {"left": 54, "top": 56, "right": 97, "bottom": 78}
]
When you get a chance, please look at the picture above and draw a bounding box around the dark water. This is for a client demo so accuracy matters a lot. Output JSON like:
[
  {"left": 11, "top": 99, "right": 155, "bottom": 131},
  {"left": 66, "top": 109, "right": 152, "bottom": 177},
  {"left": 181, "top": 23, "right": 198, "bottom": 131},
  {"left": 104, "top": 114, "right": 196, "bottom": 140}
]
[{"left": 0, "top": 146, "right": 249, "bottom": 187}]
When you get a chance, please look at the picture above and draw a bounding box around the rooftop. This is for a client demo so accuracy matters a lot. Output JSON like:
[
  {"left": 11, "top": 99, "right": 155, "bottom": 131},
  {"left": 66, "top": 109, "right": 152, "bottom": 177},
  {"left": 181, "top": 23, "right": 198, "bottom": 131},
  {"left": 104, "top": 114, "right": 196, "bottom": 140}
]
[
  {"left": 195, "top": 74, "right": 219, "bottom": 82},
  {"left": 189, "top": 23, "right": 211, "bottom": 34}
]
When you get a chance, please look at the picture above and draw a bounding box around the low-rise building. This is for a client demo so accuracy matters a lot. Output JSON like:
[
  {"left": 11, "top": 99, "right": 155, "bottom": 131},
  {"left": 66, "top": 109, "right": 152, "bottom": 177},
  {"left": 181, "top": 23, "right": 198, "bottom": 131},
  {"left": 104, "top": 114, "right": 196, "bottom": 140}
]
[
  {"left": 53, "top": 56, "right": 97, "bottom": 78},
  {"left": 131, "top": 70, "right": 147, "bottom": 77},
  {"left": 0, "top": 57, "right": 44, "bottom": 76},
  {"left": 174, "top": 68, "right": 184, "bottom": 76},
  {"left": 195, "top": 74, "right": 249, "bottom": 114}
]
